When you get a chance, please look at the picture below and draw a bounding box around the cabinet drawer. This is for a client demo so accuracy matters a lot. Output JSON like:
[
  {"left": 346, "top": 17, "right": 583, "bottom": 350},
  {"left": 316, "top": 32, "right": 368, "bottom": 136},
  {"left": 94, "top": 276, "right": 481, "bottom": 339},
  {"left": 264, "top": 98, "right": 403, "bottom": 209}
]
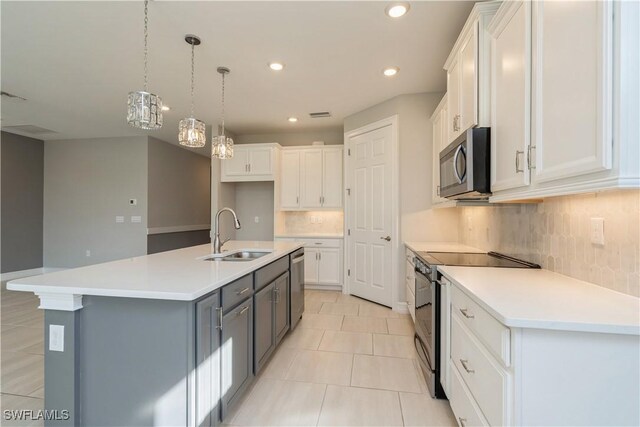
[
  {"left": 301, "top": 238, "right": 341, "bottom": 248},
  {"left": 449, "top": 360, "right": 489, "bottom": 427},
  {"left": 451, "top": 285, "right": 510, "bottom": 366},
  {"left": 451, "top": 313, "right": 511, "bottom": 427},
  {"left": 222, "top": 274, "right": 254, "bottom": 312},
  {"left": 255, "top": 256, "right": 289, "bottom": 291}
]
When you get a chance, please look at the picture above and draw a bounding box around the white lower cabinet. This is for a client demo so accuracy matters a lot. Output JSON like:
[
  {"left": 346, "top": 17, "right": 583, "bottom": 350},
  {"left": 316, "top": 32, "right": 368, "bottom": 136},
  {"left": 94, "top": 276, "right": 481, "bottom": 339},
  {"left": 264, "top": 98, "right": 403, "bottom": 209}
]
[
  {"left": 276, "top": 238, "right": 343, "bottom": 289},
  {"left": 446, "top": 278, "right": 639, "bottom": 426},
  {"left": 405, "top": 249, "right": 416, "bottom": 322}
]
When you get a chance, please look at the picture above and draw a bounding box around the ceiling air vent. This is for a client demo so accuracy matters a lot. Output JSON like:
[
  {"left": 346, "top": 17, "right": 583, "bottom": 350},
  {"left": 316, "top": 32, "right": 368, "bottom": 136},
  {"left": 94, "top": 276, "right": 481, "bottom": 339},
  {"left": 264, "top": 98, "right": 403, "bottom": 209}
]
[
  {"left": 2, "top": 125, "right": 56, "bottom": 135},
  {"left": 309, "top": 112, "right": 331, "bottom": 119}
]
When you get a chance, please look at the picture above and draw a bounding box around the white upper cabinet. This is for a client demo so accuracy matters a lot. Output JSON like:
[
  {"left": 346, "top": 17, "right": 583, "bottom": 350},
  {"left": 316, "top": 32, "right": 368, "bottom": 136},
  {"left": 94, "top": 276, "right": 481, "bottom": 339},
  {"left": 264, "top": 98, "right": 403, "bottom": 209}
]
[
  {"left": 489, "top": 0, "right": 639, "bottom": 202},
  {"left": 221, "top": 143, "right": 278, "bottom": 182},
  {"left": 489, "top": 0, "right": 531, "bottom": 193},
  {"left": 445, "top": 2, "right": 500, "bottom": 144},
  {"left": 531, "top": 0, "right": 612, "bottom": 183},
  {"left": 280, "top": 151, "right": 301, "bottom": 209},
  {"left": 279, "top": 146, "right": 343, "bottom": 211},
  {"left": 431, "top": 95, "right": 449, "bottom": 204}
]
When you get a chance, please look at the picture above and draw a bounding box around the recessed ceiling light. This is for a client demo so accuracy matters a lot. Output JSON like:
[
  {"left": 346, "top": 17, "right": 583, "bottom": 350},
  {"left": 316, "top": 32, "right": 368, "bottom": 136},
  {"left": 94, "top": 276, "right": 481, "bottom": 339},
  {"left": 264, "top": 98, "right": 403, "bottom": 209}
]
[
  {"left": 385, "top": 3, "right": 410, "bottom": 18},
  {"left": 161, "top": 105, "right": 171, "bottom": 111},
  {"left": 269, "top": 62, "right": 285, "bottom": 71},
  {"left": 383, "top": 67, "right": 400, "bottom": 77},
  {"left": 288, "top": 117, "right": 298, "bottom": 123}
]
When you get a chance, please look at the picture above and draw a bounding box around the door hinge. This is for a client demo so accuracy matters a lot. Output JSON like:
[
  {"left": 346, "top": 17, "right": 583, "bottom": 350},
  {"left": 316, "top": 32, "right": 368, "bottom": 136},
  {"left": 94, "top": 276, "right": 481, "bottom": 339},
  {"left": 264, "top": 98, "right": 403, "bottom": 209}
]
[
  {"left": 346, "top": 188, "right": 351, "bottom": 196},
  {"left": 347, "top": 269, "right": 351, "bottom": 276},
  {"left": 347, "top": 229, "right": 351, "bottom": 236},
  {"left": 527, "top": 145, "right": 536, "bottom": 170},
  {"left": 347, "top": 148, "right": 351, "bottom": 156}
]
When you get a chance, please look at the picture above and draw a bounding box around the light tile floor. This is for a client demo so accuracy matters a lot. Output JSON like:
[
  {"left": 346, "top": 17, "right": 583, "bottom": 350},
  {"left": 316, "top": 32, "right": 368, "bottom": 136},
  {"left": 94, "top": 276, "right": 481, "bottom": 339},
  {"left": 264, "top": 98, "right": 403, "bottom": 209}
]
[
  {"left": 1, "top": 283, "right": 45, "bottom": 427},
  {"left": 224, "top": 290, "right": 456, "bottom": 427},
  {"left": 0, "top": 286, "right": 456, "bottom": 427}
]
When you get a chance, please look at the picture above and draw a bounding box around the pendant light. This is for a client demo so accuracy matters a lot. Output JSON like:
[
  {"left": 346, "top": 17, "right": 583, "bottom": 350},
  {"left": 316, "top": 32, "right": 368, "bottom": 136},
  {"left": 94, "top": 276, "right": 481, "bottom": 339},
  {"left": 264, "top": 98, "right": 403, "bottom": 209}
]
[
  {"left": 178, "top": 35, "right": 206, "bottom": 147},
  {"left": 211, "top": 67, "right": 234, "bottom": 159},
  {"left": 127, "top": 0, "right": 163, "bottom": 130}
]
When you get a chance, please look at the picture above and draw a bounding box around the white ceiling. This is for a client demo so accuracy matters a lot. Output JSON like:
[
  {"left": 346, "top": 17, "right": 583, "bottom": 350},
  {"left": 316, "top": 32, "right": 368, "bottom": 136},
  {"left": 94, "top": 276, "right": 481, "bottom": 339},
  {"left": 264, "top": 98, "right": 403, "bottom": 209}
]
[{"left": 1, "top": 0, "right": 473, "bottom": 154}]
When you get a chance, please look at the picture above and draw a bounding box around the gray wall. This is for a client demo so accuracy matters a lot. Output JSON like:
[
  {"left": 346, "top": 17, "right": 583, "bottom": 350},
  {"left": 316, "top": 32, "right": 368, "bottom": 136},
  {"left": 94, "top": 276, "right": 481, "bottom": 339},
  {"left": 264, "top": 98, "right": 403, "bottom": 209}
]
[
  {"left": 43, "top": 137, "right": 148, "bottom": 268},
  {"left": 234, "top": 182, "right": 274, "bottom": 241},
  {"left": 235, "top": 128, "right": 343, "bottom": 146},
  {"left": 1, "top": 131, "right": 44, "bottom": 273},
  {"left": 147, "top": 137, "right": 211, "bottom": 253}
]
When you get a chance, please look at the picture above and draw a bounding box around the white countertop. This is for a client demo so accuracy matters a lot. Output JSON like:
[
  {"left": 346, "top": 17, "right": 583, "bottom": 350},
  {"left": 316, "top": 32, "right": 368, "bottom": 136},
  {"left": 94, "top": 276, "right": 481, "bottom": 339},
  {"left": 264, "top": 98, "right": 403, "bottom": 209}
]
[
  {"left": 7, "top": 241, "right": 303, "bottom": 302},
  {"left": 275, "top": 233, "right": 344, "bottom": 239},
  {"left": 405, "top": 241, "right": 484, "bottom": 254},
  {"left": 439, "top": 266, "right": 640, "bottom": 336}
]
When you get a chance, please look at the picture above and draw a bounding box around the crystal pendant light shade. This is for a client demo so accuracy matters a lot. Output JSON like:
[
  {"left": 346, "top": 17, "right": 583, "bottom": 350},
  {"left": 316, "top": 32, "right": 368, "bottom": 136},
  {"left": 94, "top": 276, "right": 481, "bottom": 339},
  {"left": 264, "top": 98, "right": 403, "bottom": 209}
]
[
  {"left": 179, "top": 117, "right": 206, "bottom": 147},
  {"left": 127, "top": 91, "right": 163, "bottom": 130},
  {"left": 178, "top": 35, "right": 206, "bottom": 147},
  {"left": 127, "top": 0, "right": 163, "bottom": 130},
  {"left": 211, "top": 134, "right": 234, "bottom": 159},
  {"left": 212, "top": 67, "right": 234, "bottom": 159}
]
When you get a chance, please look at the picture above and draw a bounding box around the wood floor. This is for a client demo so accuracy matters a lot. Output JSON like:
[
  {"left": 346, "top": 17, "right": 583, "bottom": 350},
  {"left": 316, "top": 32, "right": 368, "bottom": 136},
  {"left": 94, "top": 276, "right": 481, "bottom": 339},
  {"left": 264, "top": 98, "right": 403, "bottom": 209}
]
[
  {"left": 1, "top": 282, "right": 45, "bottom": 427},
  {"left": 0, "top": 286, "right": 455, "bottom": 426}
]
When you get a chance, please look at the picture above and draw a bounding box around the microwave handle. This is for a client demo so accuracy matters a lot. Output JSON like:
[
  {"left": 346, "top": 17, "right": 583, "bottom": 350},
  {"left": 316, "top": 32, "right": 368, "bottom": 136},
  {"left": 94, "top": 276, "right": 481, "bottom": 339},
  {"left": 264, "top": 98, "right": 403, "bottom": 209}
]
[{"left": 453, "top": 145, "right": 464, "bottom": 184}]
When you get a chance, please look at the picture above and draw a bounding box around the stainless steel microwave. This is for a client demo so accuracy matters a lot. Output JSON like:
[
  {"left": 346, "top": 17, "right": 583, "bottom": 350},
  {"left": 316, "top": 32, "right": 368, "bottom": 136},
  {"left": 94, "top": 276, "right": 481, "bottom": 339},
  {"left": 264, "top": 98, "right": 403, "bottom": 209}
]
[{"left": 439, "top": 128, "right": 491, "bottom": 199}]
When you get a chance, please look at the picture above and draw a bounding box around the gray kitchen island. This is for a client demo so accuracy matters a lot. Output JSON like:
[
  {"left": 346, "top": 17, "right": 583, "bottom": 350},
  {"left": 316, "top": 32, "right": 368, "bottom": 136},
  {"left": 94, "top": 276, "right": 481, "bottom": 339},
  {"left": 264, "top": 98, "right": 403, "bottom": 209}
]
[{"left": 7, "top": 241, "right": 305, "bottom": 427}]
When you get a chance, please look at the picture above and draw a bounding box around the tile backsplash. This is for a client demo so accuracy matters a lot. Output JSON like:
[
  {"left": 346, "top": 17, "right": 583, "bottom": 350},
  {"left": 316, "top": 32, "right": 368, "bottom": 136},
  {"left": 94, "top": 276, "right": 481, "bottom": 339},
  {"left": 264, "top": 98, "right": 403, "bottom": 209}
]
[
  {"left": 458, "top": 190, "right": 640, "bottom": 297},
  {"left": 278, "top": 211, "right": 344, "bottom": 236}
]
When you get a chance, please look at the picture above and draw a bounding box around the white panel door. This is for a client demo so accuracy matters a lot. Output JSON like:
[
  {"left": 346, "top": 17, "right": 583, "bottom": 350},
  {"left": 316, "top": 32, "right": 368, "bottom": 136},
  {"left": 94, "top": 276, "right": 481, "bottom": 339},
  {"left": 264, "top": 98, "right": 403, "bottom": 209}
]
[
  {"left": 532, "top": 0, "right": 612, "bottom": 183},
  {"left": 280, "top": 151, "right": 300, "bottom": 209},
  {"left": 301, "top": 150, "right": 323, "bottom": 209},
  {"left": 304, "top": 249, "right": 319, "bottom": 285},
  {"left": 491, "top": 0, "right": 531, "bottom": 192},
  {"left": 248, "top": 147, "right": 272, "bottom": 175},
  {"left": 447, "top": 58, "right": 461, "bottom": 143},
  {"left": 322, "top": 147, "right": 343, "bottom": 208},
  {"left": 459, "top": 23, "right": 479, "bottom": 132},
  {"left": 317, "top": 248, "right": 340, "bottom": 285},
  {"left": 222, "top": 147, "right": 249, "bottom": 177},
  {"left": 347, "top": 125, "right": 393, "bottom": 306}
]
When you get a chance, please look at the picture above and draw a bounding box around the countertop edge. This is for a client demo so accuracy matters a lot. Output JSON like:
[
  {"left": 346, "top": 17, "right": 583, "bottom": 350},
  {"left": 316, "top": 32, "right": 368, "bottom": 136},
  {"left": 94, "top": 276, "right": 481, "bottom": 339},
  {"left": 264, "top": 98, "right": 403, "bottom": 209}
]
[{"left": 439, "top": 268, "right": 640, "bottom": 336}]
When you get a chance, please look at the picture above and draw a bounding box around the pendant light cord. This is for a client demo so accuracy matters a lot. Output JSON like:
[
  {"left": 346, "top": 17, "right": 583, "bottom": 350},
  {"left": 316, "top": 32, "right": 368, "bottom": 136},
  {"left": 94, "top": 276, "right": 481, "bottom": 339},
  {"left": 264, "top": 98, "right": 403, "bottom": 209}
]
[
  {"left": 190, "top": 42, "right": 195, "bottom": 118},
  {"left": 143, "top": 0, "right": 149, "bottom": 92},
  {"left": 221, "top": 72, "right": 226, "bottom": 136}
]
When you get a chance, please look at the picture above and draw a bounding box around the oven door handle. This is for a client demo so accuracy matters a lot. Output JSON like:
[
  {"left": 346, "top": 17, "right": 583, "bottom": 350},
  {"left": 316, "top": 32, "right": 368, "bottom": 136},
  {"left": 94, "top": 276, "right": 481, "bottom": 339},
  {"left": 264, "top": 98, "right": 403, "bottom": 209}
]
[{"left": 414, "top": 333, "right": 433, "bottom": 372}]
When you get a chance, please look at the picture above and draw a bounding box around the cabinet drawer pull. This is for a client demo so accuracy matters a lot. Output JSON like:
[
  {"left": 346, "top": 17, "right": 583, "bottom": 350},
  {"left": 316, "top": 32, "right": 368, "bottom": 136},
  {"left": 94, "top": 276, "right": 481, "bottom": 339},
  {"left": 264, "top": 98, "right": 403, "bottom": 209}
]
[
  {"left": 458, "top": 417, "right": 467, "bottom": 427},
  {"left": 215, "top": 307, "right": 223, "bottom": 330},
  {"left": 459, "top": 308, "right": 474, "bottom": 319},
  {"left": 515, "top": 150, "right": 524, "bottom": 173},
  {"left": 460, "top": 359, "right": 475, "bottom": 374},
  {"left": 236, "top": 287, "right": 250, "bottom": 296},
  {"left": 237, "top": 306, "right": 249, "bottom": 316}
]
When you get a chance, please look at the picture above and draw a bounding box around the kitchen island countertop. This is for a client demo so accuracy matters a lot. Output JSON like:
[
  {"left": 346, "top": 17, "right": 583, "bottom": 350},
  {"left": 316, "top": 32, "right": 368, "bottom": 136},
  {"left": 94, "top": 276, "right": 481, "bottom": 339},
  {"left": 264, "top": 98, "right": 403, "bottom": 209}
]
[{"left": 7, "top": 240, "right": 303, "bottom": 302}]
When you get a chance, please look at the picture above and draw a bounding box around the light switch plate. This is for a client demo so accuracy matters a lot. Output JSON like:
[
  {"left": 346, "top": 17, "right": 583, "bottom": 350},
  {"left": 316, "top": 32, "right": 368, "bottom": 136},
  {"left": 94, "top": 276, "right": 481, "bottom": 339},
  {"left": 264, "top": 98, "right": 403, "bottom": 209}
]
[
  {"left": 131, "top": 215, "right": 142, "bottom": 223},
  {"left": 116, "top": 216, "right": 124, "bottom": 223},
  {"left": 49, "top": 324, "right": 64, "bottom": 352},
  {"left": 590, "top": 218, "right": 605, "bottom": 245}
]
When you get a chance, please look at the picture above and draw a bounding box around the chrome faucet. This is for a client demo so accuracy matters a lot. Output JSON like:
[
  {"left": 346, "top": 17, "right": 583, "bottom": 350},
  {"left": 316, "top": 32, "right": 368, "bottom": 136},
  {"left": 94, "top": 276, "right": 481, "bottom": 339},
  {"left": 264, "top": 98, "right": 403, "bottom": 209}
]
[{"left": 213, "top": 207, "right": 241, "bottom": 254}]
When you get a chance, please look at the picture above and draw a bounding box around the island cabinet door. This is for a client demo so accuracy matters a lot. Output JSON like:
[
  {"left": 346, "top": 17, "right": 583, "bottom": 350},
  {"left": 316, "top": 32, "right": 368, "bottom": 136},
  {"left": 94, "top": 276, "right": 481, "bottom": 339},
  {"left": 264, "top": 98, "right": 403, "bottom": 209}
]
[
  {"left": 254, "top": 282, "right": 276, "bottom": 373},
  {"left": 196, "top": 292, "right": 221, "bottom": 427},
  {"left": 221, "top": 298, "right": 254, "bottom": 420},
  {"left": 274, "top": 272, "right": 290, "bottom": 345}
]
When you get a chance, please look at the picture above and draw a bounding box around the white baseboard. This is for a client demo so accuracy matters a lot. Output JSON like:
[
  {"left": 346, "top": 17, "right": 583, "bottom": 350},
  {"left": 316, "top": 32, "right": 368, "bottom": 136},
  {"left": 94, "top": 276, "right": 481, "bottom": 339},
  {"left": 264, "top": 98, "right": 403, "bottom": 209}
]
[
  {"left": 304, "top": 284, "right": 343, "bottom": 292},
  {"left": 393, "top": 301, "right": 409, "bottom": 315}
]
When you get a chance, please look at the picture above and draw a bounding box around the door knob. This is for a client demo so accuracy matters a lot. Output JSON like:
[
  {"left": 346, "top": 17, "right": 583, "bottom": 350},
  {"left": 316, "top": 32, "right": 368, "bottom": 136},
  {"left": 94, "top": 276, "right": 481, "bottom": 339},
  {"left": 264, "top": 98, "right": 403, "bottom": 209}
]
[{"left": 380, "top": 236, "right": 391, "bottom": 242}]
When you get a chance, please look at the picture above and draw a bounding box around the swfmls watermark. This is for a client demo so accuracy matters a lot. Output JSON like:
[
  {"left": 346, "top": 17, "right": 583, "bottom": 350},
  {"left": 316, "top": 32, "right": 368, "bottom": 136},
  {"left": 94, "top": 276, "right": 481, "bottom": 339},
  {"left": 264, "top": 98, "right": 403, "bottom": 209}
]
[{"left": 3, "top": 409, "right": 70, "bottom": 421}]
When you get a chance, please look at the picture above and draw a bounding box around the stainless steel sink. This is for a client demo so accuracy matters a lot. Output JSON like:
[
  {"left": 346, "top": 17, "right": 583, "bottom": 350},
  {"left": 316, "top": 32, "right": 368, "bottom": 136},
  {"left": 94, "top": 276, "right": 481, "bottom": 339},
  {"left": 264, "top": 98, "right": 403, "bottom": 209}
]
[{"left": 203, "top": 251, "right": 271, "bottom": 262}]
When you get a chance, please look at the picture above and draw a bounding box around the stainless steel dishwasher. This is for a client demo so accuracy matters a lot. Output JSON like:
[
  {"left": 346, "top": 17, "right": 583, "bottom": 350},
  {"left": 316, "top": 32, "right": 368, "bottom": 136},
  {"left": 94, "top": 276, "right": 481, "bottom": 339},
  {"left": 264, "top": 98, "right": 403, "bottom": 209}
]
[{"left": 289, "top": 248, "right": 305, "bottom": 330}]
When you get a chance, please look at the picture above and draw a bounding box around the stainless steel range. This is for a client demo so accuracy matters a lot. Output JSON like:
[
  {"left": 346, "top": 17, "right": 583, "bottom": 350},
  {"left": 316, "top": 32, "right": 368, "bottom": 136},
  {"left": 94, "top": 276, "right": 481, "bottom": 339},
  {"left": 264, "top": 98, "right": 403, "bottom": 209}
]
[{"left": 413, "top": 251, "right": 540, "bottom": 399}]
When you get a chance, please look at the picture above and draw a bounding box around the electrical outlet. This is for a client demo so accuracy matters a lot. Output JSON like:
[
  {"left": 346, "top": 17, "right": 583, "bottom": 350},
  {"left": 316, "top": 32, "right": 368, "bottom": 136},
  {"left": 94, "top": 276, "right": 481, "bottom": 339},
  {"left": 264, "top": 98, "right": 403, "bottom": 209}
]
[
  {"left": 467, "top": 216, "right": 473, "bottom": 231},
  {"left": 131, "top": 216, "right": 142, "bottom": 223},
  {"left": 317, "top": 216, "right": 323, "bottom": 224},
  {"left": 49, "top": 325, "right": 64, "bottom": 352},
  {"left": 85, "top": 250, "right": 91, "bottom": 257},
  {"left": 254, "top": 216, "right": 260, "bottom": 223},
  {"left": 590, "top": 218, "right": 605, "bottom": 245}
]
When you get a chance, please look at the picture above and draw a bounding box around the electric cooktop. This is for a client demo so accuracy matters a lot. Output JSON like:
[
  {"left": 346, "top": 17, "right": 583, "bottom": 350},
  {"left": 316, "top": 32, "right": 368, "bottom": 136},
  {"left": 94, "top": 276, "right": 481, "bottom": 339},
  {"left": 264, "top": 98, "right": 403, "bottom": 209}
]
[{"left": 417, "top": 251, "right": 540, "bottom": 269}]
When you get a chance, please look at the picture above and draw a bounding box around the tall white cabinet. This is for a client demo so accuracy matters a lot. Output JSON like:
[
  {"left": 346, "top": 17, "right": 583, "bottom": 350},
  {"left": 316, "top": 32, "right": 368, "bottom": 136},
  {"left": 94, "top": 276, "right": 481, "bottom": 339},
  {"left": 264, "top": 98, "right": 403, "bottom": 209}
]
[{"left": 431, "top": 96, "right": 449, "bottom": 205}]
